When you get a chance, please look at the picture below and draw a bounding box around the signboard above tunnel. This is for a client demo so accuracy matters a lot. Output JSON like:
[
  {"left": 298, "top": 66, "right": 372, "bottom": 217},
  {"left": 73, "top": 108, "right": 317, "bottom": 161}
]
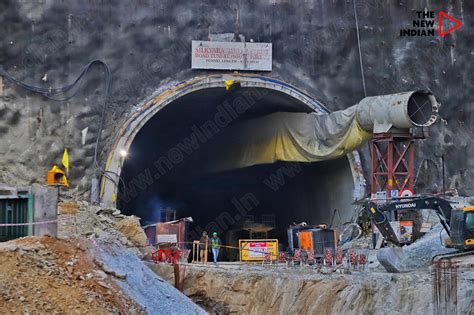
[{"left": 191, "top": 40, "right": 272, "bottom": 71}]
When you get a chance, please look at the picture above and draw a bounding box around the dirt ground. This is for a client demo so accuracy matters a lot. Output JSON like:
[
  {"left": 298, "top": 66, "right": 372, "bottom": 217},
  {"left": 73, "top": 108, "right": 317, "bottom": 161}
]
[
  {"left": 0, "top": 200, "right": 204, "bottom": 315},
  {"left": 150, "top": 261, "right": 474, "bottom": 315},
  {"left": 2, "top": 198, "right": 473, "bottom": 314},
  {"left": 0, "top": 235, "right": 144, "bottom": 314}
]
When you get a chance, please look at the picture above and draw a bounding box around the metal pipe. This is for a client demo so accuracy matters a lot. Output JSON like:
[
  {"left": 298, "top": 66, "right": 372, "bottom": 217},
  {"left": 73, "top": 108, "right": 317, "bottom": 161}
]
[{"left": 355, "top": 90, "right": 439, "bottom": 133}]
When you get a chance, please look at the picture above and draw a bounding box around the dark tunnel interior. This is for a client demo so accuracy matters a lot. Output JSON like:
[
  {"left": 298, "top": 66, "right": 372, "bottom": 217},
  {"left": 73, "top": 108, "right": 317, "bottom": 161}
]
[{"left": 118, "top": 87, "right": 356, "bottom": 259}]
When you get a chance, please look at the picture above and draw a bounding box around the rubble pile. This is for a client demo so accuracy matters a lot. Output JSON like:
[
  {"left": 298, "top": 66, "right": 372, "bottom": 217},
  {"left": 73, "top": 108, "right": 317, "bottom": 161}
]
[
  {"left": 400, "top": 224, "right": 457, "bottom": 268},
  {"left": 0, "top": 236, "right": 143, "bottom": 314},
  {"left": 0, "top": 200, "right": 205, "bottom": 314},
  {"left": 57, "top": 200, "right": 205, "bottom": 314},
  {"left": 114, "top": 215, "right": 148, "bottom": 247},
  {"left": 58, "top": 201, "right": 143, "bottom": 248}
]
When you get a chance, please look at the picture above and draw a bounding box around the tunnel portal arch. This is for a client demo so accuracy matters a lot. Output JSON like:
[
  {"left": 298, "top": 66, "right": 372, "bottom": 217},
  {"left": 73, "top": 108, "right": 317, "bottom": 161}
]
[{"left": 100, "top": 74, "right": 366, "bottom": 210}]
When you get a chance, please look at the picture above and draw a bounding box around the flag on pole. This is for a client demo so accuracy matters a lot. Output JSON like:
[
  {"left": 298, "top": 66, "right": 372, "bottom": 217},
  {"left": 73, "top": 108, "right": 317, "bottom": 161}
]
[{"left": 62, "top": 148, "right": 69, "bottom": 172}]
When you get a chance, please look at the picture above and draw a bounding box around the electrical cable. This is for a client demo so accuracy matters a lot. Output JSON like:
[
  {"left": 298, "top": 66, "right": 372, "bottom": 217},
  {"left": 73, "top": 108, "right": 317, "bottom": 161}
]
[
  {"left": 339, "top": 223, "right": 362, "bottom": 245},
  {"left": 0, "top": 60, "right": 124, "bottom": 188},
  {"left": 414, "top": 158, "right": 434, "bottom": 186},
  {"left": 352, "top": 0, "right": 367, "bottom": 97},
  {"left": 1, "top": 61, "right": 96, "bottom": 100}
]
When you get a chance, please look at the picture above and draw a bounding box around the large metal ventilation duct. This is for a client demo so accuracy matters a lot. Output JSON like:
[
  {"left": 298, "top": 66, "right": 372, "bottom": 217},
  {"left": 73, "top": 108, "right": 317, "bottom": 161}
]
[
  {"left": 203, "top": 90, "right": 440, "bottom": 171},
  {"left": 356, "top": 90, "right": 439, "bottom": 133}
]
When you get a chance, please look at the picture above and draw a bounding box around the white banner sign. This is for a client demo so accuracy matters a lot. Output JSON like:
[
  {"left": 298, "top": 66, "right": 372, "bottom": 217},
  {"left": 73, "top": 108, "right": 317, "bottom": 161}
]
[
  {"left": 156, "top": 234, "right": 177, "bottom": 243},
  {"left": 192, "top": 40, "right": 272, "bottom": 71}
]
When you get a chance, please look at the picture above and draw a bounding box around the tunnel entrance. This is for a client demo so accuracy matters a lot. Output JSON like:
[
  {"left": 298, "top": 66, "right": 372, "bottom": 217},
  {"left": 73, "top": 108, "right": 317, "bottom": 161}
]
[{"left": 113, "top": 79, "right": 360, "bottom": 259}]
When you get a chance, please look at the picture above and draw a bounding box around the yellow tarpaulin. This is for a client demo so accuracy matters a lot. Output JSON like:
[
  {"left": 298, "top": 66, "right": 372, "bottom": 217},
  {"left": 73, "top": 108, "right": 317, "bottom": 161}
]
[{"left": 207, "top": 105, "right": 371, "bottom": 171}]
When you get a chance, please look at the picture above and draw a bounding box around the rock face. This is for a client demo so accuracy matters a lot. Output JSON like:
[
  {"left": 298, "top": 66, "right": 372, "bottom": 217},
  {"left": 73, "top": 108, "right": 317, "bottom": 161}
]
[
  {"left": 114, "top": 216, "right": 148, "bottom": 246},
  {"left": 151, "top": 263, "right": 474, "bottom": 315},
  {"left": 0, "top": 0, "right": 473, "bottom": 197}
]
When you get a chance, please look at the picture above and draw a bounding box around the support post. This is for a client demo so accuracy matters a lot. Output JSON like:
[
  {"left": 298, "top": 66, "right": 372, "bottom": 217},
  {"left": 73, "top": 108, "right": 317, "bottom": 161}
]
[{"left": 370, "top": 133, "right": 415, "bottom": 198}]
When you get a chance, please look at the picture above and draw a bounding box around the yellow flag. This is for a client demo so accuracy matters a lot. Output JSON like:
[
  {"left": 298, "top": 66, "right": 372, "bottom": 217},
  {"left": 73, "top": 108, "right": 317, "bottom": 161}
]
[
  {"left": 225, "top": 80, "right": 235, "bottom": 91},
  {"left": 62, "top": 148, "right": 69, "bottom": 172}
]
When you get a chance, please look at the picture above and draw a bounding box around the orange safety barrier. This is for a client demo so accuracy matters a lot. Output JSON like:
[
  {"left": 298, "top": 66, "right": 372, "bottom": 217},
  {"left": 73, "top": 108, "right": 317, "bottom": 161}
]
[
  {"left": 152, "top": 249, "right": 173, "bottom": 263},
  {"left": 335, "top": 248, "right": 344, "bottom": 265},
  {"left": 358, "top": 253, "right": 367, "bottom": 266},
  {"left": 324, "top": 248, "right": 334, "bottom": 266},
  {"left": 279, "top": 252, "right": 287, "bottom": 263},
  {"left": 349, "top": 250, "right": 358, "bottom": 267},
  {"left": 293, "top": 249, "right": 301, "bottom": 265},
  {"left": 307, "top": 250, "right": 315, "bottom": 265}
]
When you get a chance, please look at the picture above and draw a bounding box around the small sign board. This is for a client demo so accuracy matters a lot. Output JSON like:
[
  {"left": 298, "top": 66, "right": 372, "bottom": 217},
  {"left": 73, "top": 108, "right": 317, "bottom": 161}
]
[
  {"left": 192, "top": 40, "right": 272, "bottom": 71},
  {"left": 156, "top": 234, "right": 177, "bottom": 244},
  {"left": 239, "top": 239, "right": 278, "bottom": 261},
  {"left": 384, "top": 221, "right": 413, "bottom": 244},
  {"left": 391, "top": 189, "right": 399, "bottom": 199},
  {"left": 399, "top": 221, "right": 413, "bottom": 243}
]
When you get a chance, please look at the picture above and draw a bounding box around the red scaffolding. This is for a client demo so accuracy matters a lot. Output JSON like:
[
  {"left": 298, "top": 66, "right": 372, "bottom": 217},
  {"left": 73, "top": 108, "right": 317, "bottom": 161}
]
[{"left": 370, "top": 133, "right": 415, "bottom": 196}]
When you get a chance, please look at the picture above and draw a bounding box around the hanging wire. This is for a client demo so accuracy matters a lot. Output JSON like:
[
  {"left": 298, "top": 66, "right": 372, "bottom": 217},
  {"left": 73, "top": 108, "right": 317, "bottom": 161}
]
[
  {"left": 0, "top": 60, "right": 123, "bottom": 188},
  {"left": 352, "top": 0, "right": 367, "bottom": 97}
]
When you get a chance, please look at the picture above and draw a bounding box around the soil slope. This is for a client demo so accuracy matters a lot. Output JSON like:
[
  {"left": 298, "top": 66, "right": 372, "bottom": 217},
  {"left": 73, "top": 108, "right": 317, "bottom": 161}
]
[{"left": 0, "top": 236, "right": 143, "bottom": 314}]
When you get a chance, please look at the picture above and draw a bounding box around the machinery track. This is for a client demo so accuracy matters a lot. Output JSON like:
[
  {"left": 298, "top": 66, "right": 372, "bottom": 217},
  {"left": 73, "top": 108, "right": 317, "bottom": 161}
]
[{"left": 432, "top": 250, "right": 474, "bottom": 263}]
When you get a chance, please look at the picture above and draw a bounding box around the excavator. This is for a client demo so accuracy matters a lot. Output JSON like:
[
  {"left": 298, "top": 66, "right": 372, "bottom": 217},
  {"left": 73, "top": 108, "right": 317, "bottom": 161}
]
[{"left": 366, "top": 196, "right": 474, "bottom": 251}]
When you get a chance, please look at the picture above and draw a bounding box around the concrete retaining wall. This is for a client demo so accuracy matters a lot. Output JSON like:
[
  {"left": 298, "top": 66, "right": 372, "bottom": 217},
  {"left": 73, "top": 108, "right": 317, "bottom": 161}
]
[
  {"left": 0, "top": 184, "right": 57, "bottom": 238},
  {"left": 32, "top": 185, "right": 58, "bottom": 237}
]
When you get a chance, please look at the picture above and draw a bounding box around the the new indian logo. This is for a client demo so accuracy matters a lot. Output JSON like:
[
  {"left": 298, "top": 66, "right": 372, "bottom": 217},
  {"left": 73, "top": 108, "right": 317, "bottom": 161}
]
[{"left": 400, "top": 11, "right": 462, "bottom": 37}]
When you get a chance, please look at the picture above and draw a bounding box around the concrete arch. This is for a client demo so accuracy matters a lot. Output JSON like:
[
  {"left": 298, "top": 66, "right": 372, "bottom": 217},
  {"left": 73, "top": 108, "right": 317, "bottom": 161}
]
[{"left": 100, "top": 74, "right": 366, "bottom": 207}]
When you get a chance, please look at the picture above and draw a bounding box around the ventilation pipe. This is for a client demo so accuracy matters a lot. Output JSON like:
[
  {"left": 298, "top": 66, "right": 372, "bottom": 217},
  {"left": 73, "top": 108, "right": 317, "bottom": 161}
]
[
  {"left": 356, "top": 90, "right": 439, "bottom": 133},
  {"left": 204, "top": 90, "right": 440, "bottom": 171}
]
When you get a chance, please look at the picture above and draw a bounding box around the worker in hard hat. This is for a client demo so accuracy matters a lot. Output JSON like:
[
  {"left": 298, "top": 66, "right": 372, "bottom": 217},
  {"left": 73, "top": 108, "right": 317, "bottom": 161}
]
[{"left": 210, "top": 232, "right": 221, "bottom": 264}]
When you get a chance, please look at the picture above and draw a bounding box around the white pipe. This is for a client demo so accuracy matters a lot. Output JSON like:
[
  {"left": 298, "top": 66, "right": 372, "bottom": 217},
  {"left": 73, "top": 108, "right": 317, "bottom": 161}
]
[{"left": 355, "top": 90, "right": 439, "bottom": 133}]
